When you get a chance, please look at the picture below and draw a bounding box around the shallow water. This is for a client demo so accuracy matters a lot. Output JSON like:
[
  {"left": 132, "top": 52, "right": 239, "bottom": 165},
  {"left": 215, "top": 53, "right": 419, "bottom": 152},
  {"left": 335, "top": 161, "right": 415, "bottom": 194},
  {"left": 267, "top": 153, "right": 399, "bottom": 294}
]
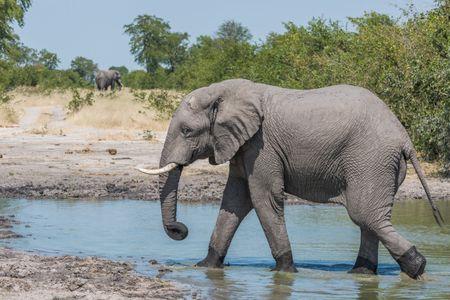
[{"left": 1, "top": 199, "right": 449, "bottom": 299}]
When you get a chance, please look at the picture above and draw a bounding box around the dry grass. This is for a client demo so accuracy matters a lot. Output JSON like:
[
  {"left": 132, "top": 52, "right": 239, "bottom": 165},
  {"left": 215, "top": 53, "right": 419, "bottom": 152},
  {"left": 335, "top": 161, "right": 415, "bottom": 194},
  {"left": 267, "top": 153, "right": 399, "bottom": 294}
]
[
  {"left": 66, "top": 93, "right": 169, "bottom": 131},
  {"left": 0, "top": 105, "right": 19, "bottom": 127},
  {"left": 10, "top": 87, "right": 72, "bottom": 108},
  {"left": 6, "top": 87, "right": 177, "bottom": 133},
  {"left": 26, "top": 125, "right": 49, "bottom": 135},
  {"left": 407, "top": 160, "right": 441, "bottom": 177}
]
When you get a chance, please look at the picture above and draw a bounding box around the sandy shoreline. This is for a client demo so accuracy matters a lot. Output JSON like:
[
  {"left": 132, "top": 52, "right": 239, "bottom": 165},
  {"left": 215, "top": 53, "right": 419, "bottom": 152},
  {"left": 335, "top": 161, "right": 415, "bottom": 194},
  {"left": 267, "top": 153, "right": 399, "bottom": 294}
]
[
  {"left": 0, "top": 131, "right": 450, "bottom": 203},
  {"left": 0, "top": 247, "right": 186, "bottom": 300}
]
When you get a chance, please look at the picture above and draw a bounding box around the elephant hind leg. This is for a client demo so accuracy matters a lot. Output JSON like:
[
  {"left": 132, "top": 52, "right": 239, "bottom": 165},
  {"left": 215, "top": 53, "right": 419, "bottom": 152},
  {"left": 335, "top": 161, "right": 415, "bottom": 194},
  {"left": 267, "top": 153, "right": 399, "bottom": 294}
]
[
  {"left": 346, "top": 186, "right": 426, "bottom": 279},
  {"left": 349, "top": 228, "right": 379, "bottom": 274}
]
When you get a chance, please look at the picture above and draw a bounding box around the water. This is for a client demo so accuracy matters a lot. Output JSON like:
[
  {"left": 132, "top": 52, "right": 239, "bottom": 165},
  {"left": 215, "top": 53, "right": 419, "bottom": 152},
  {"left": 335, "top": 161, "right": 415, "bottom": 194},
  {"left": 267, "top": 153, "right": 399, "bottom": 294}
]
[{"left": 1, "top": 199, "right": 449, "bottom": 299}]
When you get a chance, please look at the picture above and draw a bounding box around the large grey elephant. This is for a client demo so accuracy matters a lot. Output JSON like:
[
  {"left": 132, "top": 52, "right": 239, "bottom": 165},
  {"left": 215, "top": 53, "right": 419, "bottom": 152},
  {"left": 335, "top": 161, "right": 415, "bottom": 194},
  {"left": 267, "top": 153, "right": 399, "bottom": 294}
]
[
  {"left": 95, "top": 70, "right": 123, "bottom": 91},
  {"left": 137, "top": 79, "right": 444, "bottom": 279}
]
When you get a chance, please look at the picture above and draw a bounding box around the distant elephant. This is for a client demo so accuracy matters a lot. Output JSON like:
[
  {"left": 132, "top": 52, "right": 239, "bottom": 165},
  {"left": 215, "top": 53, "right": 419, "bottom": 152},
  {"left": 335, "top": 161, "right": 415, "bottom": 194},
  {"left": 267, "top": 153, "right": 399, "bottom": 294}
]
[
  {"left": 95, "top": 70, "right": 123, "bottom": 91},
  {"left": 136, "top": 79, "right": 444, "bottom": 279}
]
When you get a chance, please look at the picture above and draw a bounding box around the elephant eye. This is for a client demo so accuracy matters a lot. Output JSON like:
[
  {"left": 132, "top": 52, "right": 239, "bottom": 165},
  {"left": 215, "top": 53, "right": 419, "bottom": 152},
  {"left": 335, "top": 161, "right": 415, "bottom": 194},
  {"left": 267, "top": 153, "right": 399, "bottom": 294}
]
[{"left": 181, "top": 126, "right": 193, "bottom": 136}]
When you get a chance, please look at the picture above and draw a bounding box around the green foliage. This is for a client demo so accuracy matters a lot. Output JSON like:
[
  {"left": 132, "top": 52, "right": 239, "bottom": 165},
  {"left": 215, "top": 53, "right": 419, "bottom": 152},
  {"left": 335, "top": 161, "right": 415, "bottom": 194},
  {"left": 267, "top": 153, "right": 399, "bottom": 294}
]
[
  {"left": 216, "top": 20, "right": 252, "bottom": 42},
  {"left": 70, "top": 56, "right": 98, "bottom": 84},
  {"left": 124, "top": 15, "right": 189, "bottom": 74},
  {"left": 109, "top": 65, "right": 129, "bottom": 76},
  {"left": 67, "top": 89, "right": 95, "bottom": 113},
  {"left": 36, "top": 49, "right": 60, "bottom": 70},
  {"left": 0, "top": 0, "right": 32, "bottom": 57},
  {"left": 133, "top": 89, "right": 182, "bottom": 119},
  {"left": 168, "top": 34, "right": 256, "bottom": 90},
  {"left": 0, "top": 89, "right": 10, "bottom": 104},
  {"left": 123, "top": 70, "right": 153, "bottom": 89}
]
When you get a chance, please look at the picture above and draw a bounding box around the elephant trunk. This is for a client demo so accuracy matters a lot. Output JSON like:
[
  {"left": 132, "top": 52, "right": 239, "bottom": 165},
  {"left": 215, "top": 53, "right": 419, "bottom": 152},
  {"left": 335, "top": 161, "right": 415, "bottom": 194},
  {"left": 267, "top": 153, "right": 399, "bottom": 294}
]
[
  {"left": 117, "top": 79, "right": 123, "bottom": 90},
  {"left": 158, "top": 151, "right": 188, "bottom": 241}
]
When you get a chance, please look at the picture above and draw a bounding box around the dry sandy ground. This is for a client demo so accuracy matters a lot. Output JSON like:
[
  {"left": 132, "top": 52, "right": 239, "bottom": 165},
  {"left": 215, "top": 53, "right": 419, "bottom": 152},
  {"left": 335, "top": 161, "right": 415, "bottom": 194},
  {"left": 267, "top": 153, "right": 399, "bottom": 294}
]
[
  {"left": 0, "top": 88, "right": 449, "bottom": 202},
  {"left": 0, "top": 130, "right": 449, "bottom": 202}
]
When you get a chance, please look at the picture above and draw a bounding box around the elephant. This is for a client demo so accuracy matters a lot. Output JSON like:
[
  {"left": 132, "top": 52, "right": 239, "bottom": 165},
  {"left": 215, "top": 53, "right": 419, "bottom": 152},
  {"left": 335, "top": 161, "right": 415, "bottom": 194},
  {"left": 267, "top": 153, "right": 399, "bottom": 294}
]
[
  {"left": 95, "top": 70, "right": 123, "bottom": 91},
  {"left": 136, "top": 79, "right": 444, "bottom": 279}
]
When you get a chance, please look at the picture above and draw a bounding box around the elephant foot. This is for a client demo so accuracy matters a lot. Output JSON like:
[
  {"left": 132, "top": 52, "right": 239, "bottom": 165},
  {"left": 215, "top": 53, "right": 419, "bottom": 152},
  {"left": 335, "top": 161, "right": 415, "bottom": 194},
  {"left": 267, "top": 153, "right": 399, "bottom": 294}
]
[
  {"left": 271, "top": 251, "right": 298, "bottom": 273},
  {"left": 349, "top": 256, "right": 377, "bottom": 275},
  {"left": 396, "top": 246, "right": 426, "bottom": 279},
  {"left": 195, "top": 247, "right": 224, "bottom": 269}
]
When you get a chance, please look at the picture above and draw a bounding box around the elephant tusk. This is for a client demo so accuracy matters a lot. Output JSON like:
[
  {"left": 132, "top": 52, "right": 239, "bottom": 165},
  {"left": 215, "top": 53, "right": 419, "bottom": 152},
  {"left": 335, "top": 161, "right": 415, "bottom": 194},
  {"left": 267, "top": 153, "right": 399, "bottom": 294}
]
[{"left": 135, "top": 163, "right": 178, "bottom": 175}]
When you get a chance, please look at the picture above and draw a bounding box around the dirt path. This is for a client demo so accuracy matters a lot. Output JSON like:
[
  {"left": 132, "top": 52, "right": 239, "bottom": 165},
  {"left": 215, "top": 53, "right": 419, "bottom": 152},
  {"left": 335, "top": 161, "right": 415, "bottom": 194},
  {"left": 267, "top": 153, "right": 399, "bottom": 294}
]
[{"left": 19, "top": 107, "right": 42, "bottom": 129}]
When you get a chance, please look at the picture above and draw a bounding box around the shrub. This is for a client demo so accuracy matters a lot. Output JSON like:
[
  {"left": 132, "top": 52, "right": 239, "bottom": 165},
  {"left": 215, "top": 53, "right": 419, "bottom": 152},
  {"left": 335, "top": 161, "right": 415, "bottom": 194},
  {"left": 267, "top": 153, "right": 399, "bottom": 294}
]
[
  {"left": 67, "top": 89, "right": 95, "bottom": 113},
  {"left": 0, "top": 89, "right": 10, "bottom": 104},
  {"left": 133, "top": 89, "right": 182, "bottom": 119}
]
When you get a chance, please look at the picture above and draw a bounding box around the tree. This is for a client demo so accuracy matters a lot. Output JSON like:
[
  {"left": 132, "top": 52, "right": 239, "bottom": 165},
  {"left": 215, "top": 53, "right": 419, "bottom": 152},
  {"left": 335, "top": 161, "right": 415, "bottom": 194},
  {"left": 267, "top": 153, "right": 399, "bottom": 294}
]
[
  {"left": 0, "top": 0, "right": 32, "bottom": 57},
  {"left": 123, "top": 70, "right": 153, "bottom": 89},
  {"left": 37, "top": 49, "right": 60, "bottom": 70},
  {"left": 109, "top": 65, "right": 129, "bottom": 76},
  {"left": 216, "top": 20, "right": 252, "bottom": 43},
  {"left": 70, "top": 56, "right": 98, "bottom": 84},
  {"left": 124, "top": 15, "right": 189, "bottom": 74}
]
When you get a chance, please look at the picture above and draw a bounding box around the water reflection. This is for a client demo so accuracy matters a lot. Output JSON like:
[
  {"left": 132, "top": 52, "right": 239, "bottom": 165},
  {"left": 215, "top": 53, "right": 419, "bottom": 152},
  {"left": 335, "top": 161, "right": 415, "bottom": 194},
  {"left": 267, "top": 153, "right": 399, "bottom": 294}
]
[
  {"left": 204, "top": 269, "right": 236, "bottom": 300},
  {"left": 354, "top": 277, "right": 380, "bottom": 300},
  {"left": 266, "top": 272, "right": 295, "bottom": 300}
]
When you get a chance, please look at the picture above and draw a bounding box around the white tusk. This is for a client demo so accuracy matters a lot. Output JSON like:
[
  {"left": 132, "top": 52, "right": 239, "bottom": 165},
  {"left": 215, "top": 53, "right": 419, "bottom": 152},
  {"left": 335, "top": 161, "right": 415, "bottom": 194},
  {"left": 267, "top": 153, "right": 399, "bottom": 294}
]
[{"left": 135, "top": 163, "right": 178, "bottom": 175}]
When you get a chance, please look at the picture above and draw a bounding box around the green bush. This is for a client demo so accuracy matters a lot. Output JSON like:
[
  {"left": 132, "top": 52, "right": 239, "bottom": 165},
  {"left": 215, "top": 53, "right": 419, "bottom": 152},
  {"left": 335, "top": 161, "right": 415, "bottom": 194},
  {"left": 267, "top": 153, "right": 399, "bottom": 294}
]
[
  {"left": 67, "top": 89, "right": 95, "bottom": 113},
  {"left": 123, "top": 70, "right": 153, "bottom": 89},
  {"left": 133, "top": 89, "right": 182, "bottom": 119},
  {"left": 0, "top": 89, "right": 10, "bottom": 104}
]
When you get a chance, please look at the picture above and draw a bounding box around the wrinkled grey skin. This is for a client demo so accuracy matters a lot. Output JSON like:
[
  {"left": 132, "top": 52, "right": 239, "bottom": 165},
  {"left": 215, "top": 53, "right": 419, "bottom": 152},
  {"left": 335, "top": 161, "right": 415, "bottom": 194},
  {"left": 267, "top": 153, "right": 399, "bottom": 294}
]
[
  {"left": 95, "top": 70, "right": 123, "bottom": 91},
  {"left": 156, "top": 79, "right": 442, "bottom": 278}
]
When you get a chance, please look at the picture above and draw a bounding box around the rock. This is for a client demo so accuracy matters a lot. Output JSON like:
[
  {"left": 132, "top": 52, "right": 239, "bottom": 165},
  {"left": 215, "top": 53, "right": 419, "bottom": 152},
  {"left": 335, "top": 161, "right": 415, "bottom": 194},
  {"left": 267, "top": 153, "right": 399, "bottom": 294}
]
[
  {"left": 149, "top": 259, "right": 158, "bottom": 265},
  {"left": 158, "top": 266, "right": 172, "bottom": 273},
  {"left": 107, "top": 148, "right": 117, "bottom": 155},
  {"left": 0, "top": 230, "right": 23, "bottom": 239}
]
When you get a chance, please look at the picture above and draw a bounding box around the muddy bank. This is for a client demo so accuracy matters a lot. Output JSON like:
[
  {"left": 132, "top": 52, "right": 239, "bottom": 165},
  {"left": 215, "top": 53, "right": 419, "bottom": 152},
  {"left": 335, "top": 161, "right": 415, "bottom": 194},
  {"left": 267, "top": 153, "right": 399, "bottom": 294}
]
[
  {"left": 0, "top": 215, "right": 23, "bottom": 240},
  {"left": 0, "top": 248, "right": 185, "bottom": 300},
  {"left": 0, "top": 131, "right": 449, "bottom": 202}
]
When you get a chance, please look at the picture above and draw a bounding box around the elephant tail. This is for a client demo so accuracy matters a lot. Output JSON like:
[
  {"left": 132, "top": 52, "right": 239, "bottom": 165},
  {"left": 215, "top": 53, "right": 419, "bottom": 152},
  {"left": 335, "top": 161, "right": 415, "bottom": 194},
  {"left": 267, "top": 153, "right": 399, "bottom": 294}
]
[{"left": 403, "top": 146, "right": 445, "bottom": 226}]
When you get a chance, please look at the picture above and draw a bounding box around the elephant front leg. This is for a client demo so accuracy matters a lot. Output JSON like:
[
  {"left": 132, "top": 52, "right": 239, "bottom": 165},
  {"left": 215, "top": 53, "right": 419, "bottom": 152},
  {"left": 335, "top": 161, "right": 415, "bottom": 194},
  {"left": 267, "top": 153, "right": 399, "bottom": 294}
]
[
  {"left": 349, "top": 229, "right": 379, "bottom": 274},
  {"left": 196, "top": 173, "right": 252, "bottom": 268},
  {"left": 248, "top": 176, "right": 297, "bottom": 273}
]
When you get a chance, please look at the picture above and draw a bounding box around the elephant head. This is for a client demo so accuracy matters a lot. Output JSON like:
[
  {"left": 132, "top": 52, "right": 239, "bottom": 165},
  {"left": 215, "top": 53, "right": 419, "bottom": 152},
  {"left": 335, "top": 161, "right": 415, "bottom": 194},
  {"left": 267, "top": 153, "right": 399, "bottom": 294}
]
[
  {"left": 112, "top": 70, "right": 123, "bottom": 90},
  {"left": 137, "top": 79, "right": 265, "bottom": 240}
]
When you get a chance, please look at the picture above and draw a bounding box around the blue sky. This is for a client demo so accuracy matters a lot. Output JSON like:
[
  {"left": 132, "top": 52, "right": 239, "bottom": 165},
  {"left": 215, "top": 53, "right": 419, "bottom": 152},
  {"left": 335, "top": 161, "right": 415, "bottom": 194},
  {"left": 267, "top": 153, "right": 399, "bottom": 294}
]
[{"left": 15, "top": 0, "right": 436, "bottom": 70}]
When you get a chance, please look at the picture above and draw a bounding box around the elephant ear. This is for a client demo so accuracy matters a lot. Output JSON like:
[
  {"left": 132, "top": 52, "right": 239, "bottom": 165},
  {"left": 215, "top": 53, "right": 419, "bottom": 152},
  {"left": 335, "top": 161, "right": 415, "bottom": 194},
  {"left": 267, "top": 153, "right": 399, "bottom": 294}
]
[{"left": 210, "top": 85, "right": 264, "bottom": 165}]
